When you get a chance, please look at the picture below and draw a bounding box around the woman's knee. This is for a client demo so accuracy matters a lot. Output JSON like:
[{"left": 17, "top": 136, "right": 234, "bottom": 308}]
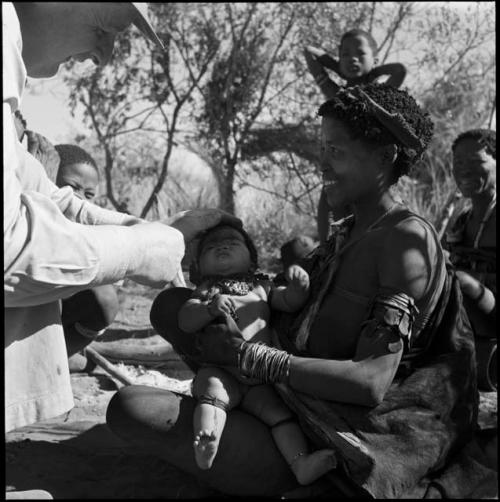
[
  {"left": 106, "top": 385, "right": 186, "bottom": 441},
  {"left": 150, "top": 287, "right": 192, "bottom": 337}
]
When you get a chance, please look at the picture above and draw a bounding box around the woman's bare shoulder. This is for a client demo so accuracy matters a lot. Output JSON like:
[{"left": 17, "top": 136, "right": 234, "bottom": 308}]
[{"left": 379, "top": 213, "right": 442, "bottom": 300}]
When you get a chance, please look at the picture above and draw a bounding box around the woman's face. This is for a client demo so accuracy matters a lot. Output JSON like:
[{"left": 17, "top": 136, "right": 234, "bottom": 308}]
[
  {"left": 198, "top": 227, "right": 252, "bottom": 277},
  {"left": 320, "top": 117, "right": 384, "bottom": 209},
  {"left": 453, "top": 138, "right": 496, "bottom": 198}
]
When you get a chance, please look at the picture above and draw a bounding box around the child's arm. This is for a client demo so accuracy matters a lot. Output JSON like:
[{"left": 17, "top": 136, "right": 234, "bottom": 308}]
[
  {"left": 178, "top": 290, "right": 236, "bottom": 333},
  {"left": 369, "top": 63, "right": 407, "bottom": 88},
  {"left": 271, "top": 265, "right": 310, "bottom": 312},
  {"left": 303, "top": 46, "right": 341, "bottom": 100}
]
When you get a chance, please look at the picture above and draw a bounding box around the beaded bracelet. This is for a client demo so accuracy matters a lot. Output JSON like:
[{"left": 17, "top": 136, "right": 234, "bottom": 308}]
[{"left": 238, "top": 342, "right": 291, "bottom": 383}]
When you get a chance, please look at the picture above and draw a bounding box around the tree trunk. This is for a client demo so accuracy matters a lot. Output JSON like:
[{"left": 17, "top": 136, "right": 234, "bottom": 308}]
[{"left": 218, "top": 163, "right": 236, "bottom": 214}]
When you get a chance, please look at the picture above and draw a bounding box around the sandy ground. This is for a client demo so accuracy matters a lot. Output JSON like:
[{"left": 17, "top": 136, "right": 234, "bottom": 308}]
[{"left": 6, "top": 281, "right": 498, "bottom": 498}]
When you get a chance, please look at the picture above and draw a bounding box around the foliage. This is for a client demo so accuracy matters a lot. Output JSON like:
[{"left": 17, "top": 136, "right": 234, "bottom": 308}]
[{"left": 57, "top": 2, "right": 495, "bottom": 267}]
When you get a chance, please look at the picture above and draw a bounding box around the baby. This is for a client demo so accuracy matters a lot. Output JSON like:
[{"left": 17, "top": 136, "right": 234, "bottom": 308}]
[{"left": 178, "top": 223, "right": 336, "bottom": 485}]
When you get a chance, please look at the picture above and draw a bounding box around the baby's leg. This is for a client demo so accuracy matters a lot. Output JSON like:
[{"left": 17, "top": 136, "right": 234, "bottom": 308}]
[
  {"left": 241, "top": 384, "right": 337, "bottom": 485},
  {"left": 191, "top": 367, "right": 243, "bottom": 470}
]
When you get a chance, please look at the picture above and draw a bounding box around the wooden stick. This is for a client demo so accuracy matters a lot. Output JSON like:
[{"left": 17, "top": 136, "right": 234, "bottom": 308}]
[{"left": 85, "top": 346, "right": 134, "bottom": 386}]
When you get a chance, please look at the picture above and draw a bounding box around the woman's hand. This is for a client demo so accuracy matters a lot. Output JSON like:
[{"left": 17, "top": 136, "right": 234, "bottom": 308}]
[{"left": 196, "top": 315, "right": 245, "bottom": 367}]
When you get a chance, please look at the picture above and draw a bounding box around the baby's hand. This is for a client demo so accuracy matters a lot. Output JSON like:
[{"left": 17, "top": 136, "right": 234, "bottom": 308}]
[
  {"left": 285, "top": 265, "right": 310, "bottom": 292},
  {"left": 208, "top": 294, "right": 236, "bottom": 318}
]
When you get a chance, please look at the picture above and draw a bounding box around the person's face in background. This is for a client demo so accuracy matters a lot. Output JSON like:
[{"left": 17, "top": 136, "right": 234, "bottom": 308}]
[
  {"left": 452, "top": 137, "right": 496, "bottom": 198},
  {"left": 198, "top": 226, "right": 253, "bottom": 277},
  {"left": 339, "top": 35, "right": 376, "bottom": 80},
  {"left": 56, "top": 162, "right": 99, "bottom": 200},
  {"left": 21, "top": 3, "right": 136, "bottom": 78}
]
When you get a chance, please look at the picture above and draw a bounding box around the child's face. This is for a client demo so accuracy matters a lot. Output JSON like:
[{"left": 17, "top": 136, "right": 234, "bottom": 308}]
[
  {"left": 453, "top": 138, "right": 496, "bottom": 198},
  {"left": 198, "top": 226, "right": 252, "bottom": 277},
  {"left": 339, "top": 35, "right": 376, "bottom": 80},
  {"left": 56, "top": 162, "right": 99, "bottom": 200}
]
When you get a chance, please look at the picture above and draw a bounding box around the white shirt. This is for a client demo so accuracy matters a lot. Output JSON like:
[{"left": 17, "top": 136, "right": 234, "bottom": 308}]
[{"left": 3, "top": 3, "right": 184, "bottom": 431}]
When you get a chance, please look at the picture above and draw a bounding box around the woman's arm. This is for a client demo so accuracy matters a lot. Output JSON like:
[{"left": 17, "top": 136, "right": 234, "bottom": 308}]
[
  {"left": 455, "top": 270, "right": 496, "bottom": 315},
  {"left": 178, "top": 297, "right": 214, "bottom": 333},
  {"left": 369, "top": 63, "right": 407, "bottom": 88},
  {"left": 289, "top": 219, "right": 436, "bottom": 405}
]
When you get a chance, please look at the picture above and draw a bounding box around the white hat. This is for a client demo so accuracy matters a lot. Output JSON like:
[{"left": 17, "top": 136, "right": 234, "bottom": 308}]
[{"left": 131, "top": 3, "right": 164, "bottom": 50}]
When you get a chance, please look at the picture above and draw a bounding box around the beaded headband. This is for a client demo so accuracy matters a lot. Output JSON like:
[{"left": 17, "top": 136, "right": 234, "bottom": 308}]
[{"left": 344, "top": 86, "right": 424, "bottom": 155}]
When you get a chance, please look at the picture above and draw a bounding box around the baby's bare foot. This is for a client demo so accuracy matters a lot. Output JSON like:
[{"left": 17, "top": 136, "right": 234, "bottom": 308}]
[
  {"left": 291, "top": 449, "right": 337, "bottom": 486},
  {"left": 193, "top": 429, "right": 219, "bottom": 470}
]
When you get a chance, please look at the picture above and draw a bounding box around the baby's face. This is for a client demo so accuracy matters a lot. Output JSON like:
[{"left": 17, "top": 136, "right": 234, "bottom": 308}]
[
  {"left": 198, "top": 227, "right": 252, "bottom": 277},
  {"left": 339, "top": 35, "right": 376, "bottom": 80},
  {"left": 453, "top": 138, "right": 496, "bottom": 198},
  {"left": 56, "top": 162, "right": 99, "bottom": 200}
]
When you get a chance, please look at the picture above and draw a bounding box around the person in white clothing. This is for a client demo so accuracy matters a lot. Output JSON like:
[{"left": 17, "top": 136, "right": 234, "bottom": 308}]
[{"left": 3, "top": 3, "right": 239, "bottom": 487}]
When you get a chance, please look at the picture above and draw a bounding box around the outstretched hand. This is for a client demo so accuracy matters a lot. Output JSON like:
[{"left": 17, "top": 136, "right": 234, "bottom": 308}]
[{"left": 195, "top": 315, "right": 245, "bottom": 367}]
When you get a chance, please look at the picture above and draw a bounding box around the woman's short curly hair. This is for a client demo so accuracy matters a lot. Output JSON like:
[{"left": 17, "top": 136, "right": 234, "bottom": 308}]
[
  {"left": 188, "top": 223, "right": 259, "bottom": 286},
  {"left": 318, "top": 83, "right": 434, "bottom": 183},
  {"left": 452, "top": 129, "right": 496, "bottom": 159}
]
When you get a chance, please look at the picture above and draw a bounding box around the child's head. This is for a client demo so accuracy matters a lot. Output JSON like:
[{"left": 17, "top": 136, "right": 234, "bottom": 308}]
[
  {"left": 191, "top": 223, "right": 258, "bottom": 284},
  {"left": 451, "top": 129, "right": 496, "bottom": 198},
  {"left": 280, "top": 235, "right": 316, "bottom": 269},
  {"left": 339, "top": 29, "right": 378, "bottom": 81},
  {"left": 54, "top": 144, "right": 99, "bottom": 200}
]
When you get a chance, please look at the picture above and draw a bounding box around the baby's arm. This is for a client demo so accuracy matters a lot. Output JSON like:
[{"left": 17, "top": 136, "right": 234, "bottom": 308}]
[
  {"left": 271, "top": 265, "right": 310, "bottom": 313},
  {"left": 369, "top": 63, "right": 407, "bottom": 88},
  {"left": 303, "top": 46, "right": 341, "bottom": 100},
  {"left": 178, "top": 287, "right": 236, "bottom": 333}
]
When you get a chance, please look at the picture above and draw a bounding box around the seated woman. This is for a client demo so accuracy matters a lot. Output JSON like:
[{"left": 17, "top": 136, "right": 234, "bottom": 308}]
[
  {"left": 443, "top": 129, "right": 496, "bottom": 390},
  {"left": 105, "top": 84, "right": 481, "bottom": 498}
]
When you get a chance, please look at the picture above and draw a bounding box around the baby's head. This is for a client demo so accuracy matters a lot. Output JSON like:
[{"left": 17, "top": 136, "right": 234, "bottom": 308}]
[
  {"left": 190, "top": 223, "right": 258, "bottom": 285},
  {"left": 451, "top": 129, "right": 496, "bottom": 198},
  {"left": 338, "top": 29, "right": 378, "bottom": 81},
  {"left": 54, "top": 144, "right": 99, "bottom": 200},
  {"left": 280, "top": 235, "right": 316, "bottom": 270}
]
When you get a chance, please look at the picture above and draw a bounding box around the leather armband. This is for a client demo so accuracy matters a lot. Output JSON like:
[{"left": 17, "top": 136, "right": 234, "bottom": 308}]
[{"left": 362, "top": 290, "right": 419, "bottom": 353}]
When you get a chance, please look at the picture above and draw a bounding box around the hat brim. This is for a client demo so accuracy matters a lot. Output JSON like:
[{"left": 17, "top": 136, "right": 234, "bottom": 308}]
[{"left": 131, "top": 3, "right": 164, "bottom": 50}]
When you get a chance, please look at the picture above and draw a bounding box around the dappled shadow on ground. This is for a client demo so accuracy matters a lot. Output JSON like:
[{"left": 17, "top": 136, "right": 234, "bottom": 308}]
[{"left": 6, "top": 424, "right": 218, "bottom": 499}]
